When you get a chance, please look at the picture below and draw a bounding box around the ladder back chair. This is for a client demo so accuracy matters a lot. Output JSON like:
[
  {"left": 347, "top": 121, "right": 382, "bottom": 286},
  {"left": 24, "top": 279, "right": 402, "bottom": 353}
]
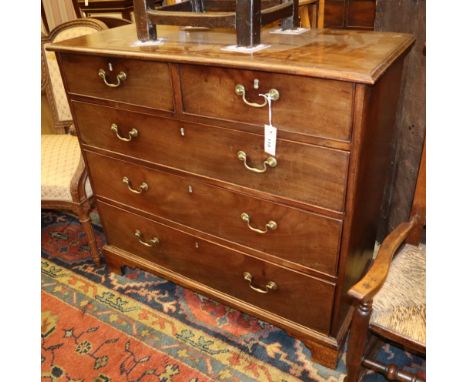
[
  {"left": 346, "top": 139, "right": 426, "bottom": 382},
  {"left": 41, "top": 18, "right": 108, "bottom": 266}
]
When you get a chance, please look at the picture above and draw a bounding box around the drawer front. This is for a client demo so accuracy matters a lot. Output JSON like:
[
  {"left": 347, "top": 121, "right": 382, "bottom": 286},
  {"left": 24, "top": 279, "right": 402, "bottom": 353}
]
[
  {"left": 180, "top": 65, "right": 354, "bottom": 141},
  {"left": 98, "top": 201, "right": 335, "bottom": 334},
  {"left": 86, "top": 151, "right": 343, "bottom": 275},
  {"left": 73, "top": 101, "right": 349, "bottom": 211},
  {"left": 59, "top": 54, "right": 174, "bottom": 111}
]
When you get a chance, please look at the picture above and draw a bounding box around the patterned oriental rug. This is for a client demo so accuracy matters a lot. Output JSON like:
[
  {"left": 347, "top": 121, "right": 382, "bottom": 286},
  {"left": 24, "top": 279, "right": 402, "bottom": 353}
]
[{"left": 41, "top": 210, "right": 426, "bottom": 382}]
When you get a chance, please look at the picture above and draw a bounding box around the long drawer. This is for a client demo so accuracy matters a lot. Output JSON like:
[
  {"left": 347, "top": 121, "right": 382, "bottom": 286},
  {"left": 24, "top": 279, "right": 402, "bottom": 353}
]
[
  {"left": 97, "top": 201, "right": 335, "bottom": 334},
  {"left": 85, "top": 150, "right": 343, "bottom": 275},
  {"left": 179, "top": 64, "right": 354, "bottom": 142},
  {"left": 59, "top": 54, "right": 174, "bottom": 111},
  {"left": 73, "top": 101, "right": 349, "bottom": 211}
]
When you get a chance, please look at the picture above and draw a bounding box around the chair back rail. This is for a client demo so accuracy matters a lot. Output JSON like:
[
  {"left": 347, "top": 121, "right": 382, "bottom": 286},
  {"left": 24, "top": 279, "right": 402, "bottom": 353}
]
[{"left": 42, "top": 19, "right": 108, "bottom": 134}]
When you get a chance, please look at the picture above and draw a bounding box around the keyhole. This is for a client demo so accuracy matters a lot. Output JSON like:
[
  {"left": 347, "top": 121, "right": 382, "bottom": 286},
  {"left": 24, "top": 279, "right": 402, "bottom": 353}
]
[
  {"left": 108, "top": 62, "right": 113, "bottom": 72},
  {"left": 188, "top": 185, "right": 193, "bottom": 193},
  {"left": 253, "top": 79, "right": 259, "bottom": 89},
  {"left": 180, "top": 128, "right": 185, "bottom": 136}
]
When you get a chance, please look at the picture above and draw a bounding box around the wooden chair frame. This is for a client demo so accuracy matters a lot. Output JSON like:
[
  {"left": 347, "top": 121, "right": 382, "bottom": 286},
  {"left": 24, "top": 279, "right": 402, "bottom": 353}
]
[
  {"left": 134, "top": 0, "right": 300, "bottom": 47},
  {"left": 41, "top": 18, "right": 108, "bottom": 266},
  {"left": 72, "top": 0, "right": 138, "bottom": 21},
  {"left": 41, "top": 18, "right": 108, "bottom": 134},
  {"left": 346, "top": 140, "right": 426, "bottom": 382}
]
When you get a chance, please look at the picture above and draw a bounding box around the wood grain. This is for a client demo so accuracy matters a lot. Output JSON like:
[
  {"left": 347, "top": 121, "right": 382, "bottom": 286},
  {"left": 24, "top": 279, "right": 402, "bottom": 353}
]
[
  {"left": 103, "top": 243, "right": 342, "bottom": 367},
  {"left": 330, "top": 57, "right": 405, "bottom": 336},
  {"left": 49, "top": 24, "right": 414, "bottom": 84},
  {"left": 180, "top": 64, "right": 354, "bottom": 142},
  {"left": 98, "top": 200, "right": 336, "bottom": 334},
  {"left": 60, "top": 53, "right": 174, "bottom": 111},
  {"left": 85, "top": 150, "right": 343, "bottom": 275},
  {"left": 324, "top": 0, "right": 375, "bottom": 29},
  {"left": 54, "top": 23, "right": 412, "bottom": 367},
  {"left": 374, "top": 0, "right": 425, "bottom": 239},
  {"left": 72, "top": 101, "right": 350, "bottom": 211}
]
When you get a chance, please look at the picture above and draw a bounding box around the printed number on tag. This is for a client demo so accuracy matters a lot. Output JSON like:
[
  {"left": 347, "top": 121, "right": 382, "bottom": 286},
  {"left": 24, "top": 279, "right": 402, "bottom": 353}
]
[{"left": 264, "top": 124, "right": 277, "bottom": 156}]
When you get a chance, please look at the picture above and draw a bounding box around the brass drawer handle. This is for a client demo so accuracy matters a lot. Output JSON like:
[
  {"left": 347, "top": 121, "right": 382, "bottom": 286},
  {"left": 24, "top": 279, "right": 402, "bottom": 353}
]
[
  {"left": 235, "top": 84, "right": 280, "bottom": 108},
  {"left": 122, "top": 176, "right": 148, "bottom": 194},
  {"left": 241, "top": 212, "right": 277, "bottom": 234},
  {"left": 243, "top": 272, "right": 278, "bottom": 294},
  {"left": 111, "top": 123, "right": 138, "bottom": 142},
  {"left": 237, "top": 151, "right": 277, "bottom": 173},
  {"left": 134, "top": 229, "right": 159, "bottom": 247},
  {"left": 98, "top": 68, "right": 127, "bottom": 87}
]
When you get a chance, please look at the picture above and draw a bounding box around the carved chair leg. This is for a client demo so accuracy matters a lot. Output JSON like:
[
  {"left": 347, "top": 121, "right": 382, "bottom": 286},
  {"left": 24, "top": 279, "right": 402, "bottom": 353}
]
[
  {"left": 77, "top": 206, "right": 101, "bottom": 266},
  {"left": 346, "top": 301, "right": 372, "bottom": 382}
]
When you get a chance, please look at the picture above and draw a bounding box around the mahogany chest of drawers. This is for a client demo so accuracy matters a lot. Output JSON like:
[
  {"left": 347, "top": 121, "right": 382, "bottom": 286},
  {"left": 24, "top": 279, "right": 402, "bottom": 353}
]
[{"left": 50, "top": 25, "right": 413, "bottom": 368}]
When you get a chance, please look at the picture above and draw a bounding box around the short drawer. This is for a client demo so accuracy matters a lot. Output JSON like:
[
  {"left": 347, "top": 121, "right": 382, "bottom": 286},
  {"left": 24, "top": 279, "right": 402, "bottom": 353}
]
[
  {"left": 59, "top": 53, "right": 174, "bottom": 111},
  {"left": 73, "top": 101, "right": 349, "bottom": 211},
  {"left": 86, "top": 151, "right": 343, "bottom": 275},
  {"left": 180, "top": 64, "right": 354, "bottom": 142},
  {"left": 98, "top": 201, "right": 335, "bottom": 334}
]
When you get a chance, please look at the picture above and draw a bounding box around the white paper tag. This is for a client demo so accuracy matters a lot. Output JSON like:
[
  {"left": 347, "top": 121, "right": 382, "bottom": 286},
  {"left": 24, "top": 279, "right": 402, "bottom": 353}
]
[{"left": 264, "top": 124, "right": 277, "bottom": 156}]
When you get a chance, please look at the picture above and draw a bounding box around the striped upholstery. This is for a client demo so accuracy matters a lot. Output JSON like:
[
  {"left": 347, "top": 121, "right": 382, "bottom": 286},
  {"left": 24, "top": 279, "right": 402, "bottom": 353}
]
[{"left": 371, "top": 244, "right": 426, "bottom": 347}]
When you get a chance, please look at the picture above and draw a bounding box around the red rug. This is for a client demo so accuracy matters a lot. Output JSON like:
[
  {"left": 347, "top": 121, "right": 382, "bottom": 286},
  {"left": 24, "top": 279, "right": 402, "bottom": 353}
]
[{"left": 41, "top": 210, "right": 425, "bottom": 381}]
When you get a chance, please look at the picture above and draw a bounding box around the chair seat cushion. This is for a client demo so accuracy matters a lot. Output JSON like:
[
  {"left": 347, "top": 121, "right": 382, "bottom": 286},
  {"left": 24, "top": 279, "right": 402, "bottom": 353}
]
[
  {"left": 41, "top": 135, "right": 92, "bottom": 201},
  {"left": 371, "top": 244, "right": 426, "bottom": 347}
]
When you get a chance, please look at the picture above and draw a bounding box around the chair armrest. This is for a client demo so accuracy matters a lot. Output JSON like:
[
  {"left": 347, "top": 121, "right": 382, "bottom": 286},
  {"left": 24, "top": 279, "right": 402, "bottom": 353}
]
[{"left": 348, "top": 215, "right": 420, "bottom": 302}]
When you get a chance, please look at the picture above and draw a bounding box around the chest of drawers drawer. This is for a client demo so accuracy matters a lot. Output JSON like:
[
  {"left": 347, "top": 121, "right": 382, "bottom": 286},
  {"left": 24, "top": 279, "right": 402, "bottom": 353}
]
[
  {"left": 98, "top": 200, "right": 335, "bottom": 334},
  {"left": 85, "top": 150, "right": 343, "bottom": 275},
  {"left": 59, "top": 54, "right": 174, "bottom": 111},
  {"left": 180, "top": 65, "right": 354, "bottom": 142},
  {"left": 73, "top": 101, "right": 349, "bottom": 211}
]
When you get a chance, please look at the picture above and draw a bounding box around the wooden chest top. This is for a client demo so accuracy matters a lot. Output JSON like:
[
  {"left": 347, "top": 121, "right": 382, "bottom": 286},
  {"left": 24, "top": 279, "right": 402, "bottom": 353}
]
[{"left": 48, "top": 24, "right": 414, "bottom": 84}]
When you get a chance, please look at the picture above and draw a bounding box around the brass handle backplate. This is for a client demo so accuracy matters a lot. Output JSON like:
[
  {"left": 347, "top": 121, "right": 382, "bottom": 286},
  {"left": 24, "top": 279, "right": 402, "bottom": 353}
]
[
  {"left": 241, "top": 212, "right": 277, "bottom": 234},
  {"left": 98, "top": 68, "right": 127, "bottom": 87},
  {"left": 111, "top": 123, "right": 138, "bottom": 142},
  {"left": 235, "top": 84, "right": 280, "bottom": 108},
  {"left": 237, "top": 151, "right": 277, "bottom": 173},
  {"left": 134, "top": 229, "right": 159, "bottom": 247},
  {"left": 122, "top": 176, "right": 148, "bottom": 194},
  {"left": 243, "top": 272, "right": 278, "bottom": 294}
]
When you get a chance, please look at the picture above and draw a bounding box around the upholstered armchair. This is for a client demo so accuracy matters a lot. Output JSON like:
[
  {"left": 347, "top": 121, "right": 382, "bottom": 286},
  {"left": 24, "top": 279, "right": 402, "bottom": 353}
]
[{"left": 41, "top": 19, "right": 108, "bottom": 265}]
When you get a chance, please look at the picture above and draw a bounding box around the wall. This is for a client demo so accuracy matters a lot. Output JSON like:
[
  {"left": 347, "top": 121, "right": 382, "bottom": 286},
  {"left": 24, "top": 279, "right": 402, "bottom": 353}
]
[{"left": 375, "top": 0, "right": 426, "bottom": 240}]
